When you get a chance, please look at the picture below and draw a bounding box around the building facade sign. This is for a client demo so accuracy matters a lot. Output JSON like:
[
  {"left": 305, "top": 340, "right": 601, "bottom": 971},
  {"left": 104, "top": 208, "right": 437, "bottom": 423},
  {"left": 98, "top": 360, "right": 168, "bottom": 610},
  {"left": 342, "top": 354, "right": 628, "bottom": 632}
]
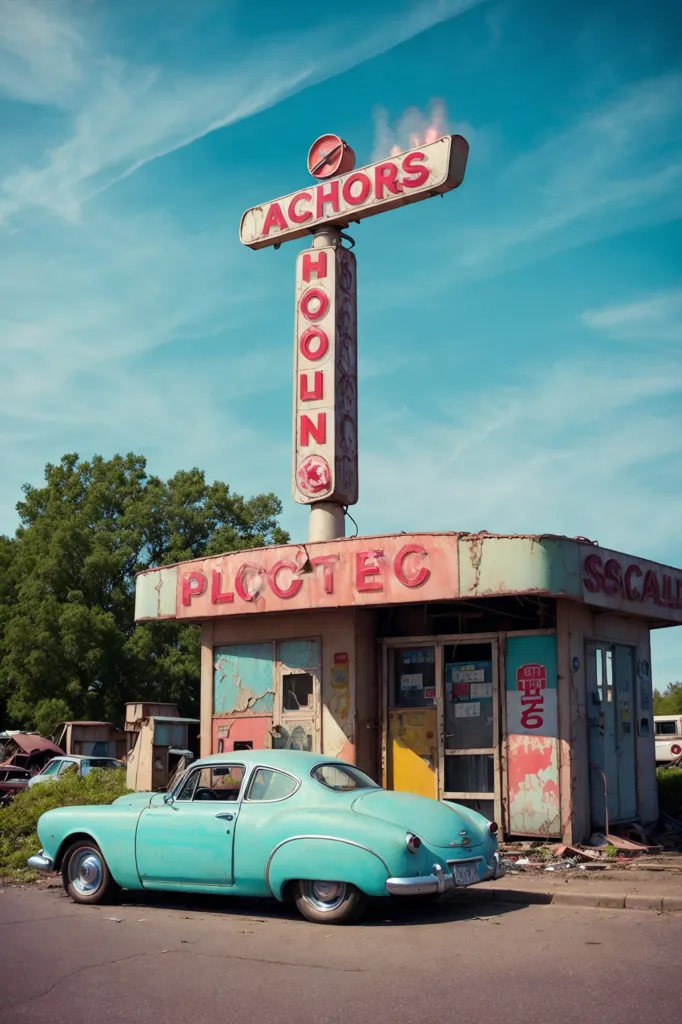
[{"left": 175, "top": 534, "right": 458, "bottom": 618}]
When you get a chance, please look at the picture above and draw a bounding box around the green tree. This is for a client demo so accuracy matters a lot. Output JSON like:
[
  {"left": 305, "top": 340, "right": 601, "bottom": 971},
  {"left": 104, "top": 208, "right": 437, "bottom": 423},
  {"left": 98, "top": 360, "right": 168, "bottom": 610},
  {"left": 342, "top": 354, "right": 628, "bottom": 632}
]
[
  {"left": 0, "top": 453, "right": 288, "bottom": 730},
  {"left": 653, "top": 682, "right": 682, "bottom": 715}
]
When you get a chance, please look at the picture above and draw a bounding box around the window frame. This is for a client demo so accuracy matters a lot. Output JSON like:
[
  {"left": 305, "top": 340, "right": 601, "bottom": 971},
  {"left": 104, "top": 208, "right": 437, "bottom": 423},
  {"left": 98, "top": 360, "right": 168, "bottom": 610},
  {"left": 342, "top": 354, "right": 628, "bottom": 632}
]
[
  {"left": 310, "top": 762, "right": 380, "bottom": 794},
  {"left": 244, "top": 766, "right": 301, "bottom": 804},
  {"left": 174, "top": 762, "right": 247, "bottom": 803}
]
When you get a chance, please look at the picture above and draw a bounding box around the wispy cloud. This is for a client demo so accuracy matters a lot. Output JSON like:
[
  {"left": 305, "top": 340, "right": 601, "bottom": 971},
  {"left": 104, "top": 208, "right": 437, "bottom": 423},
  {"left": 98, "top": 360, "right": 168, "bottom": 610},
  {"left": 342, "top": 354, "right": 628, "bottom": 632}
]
[
  {"left": 357, "top": 352, "right": 682, "bottom": 558},
  {"left": 582, "top": 288, "right": 682, "bottom": 344},
  {"left": 452, "top": 71, "right": 682, "bottom": 274},
  {"left": 0, "top": 0, "right": 488, "bottom": 223}
]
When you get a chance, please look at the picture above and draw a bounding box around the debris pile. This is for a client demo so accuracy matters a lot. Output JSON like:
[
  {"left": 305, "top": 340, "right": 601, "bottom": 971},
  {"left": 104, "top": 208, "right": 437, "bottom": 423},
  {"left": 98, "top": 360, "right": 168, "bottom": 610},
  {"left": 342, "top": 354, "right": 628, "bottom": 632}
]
[{"left": 500, "top": 826, "right": 662, "bottom": 874}]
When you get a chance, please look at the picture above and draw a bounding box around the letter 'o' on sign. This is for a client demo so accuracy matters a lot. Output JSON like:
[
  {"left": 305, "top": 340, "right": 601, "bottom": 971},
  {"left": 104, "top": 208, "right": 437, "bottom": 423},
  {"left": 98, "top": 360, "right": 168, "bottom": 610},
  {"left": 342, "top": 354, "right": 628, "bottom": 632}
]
[
  {"left": 300, "top": 287, "right": 329, "bottom": 322},
  {"left": 299, "top": 327, "right": 329, "bottom": 360}
]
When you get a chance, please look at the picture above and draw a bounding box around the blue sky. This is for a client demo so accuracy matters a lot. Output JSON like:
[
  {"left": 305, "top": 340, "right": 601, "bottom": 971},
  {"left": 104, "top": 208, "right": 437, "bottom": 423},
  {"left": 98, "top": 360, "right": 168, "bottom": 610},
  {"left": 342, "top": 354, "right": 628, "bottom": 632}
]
[{"left": 1, "top": 0, "right": 681, "bottom": 684}]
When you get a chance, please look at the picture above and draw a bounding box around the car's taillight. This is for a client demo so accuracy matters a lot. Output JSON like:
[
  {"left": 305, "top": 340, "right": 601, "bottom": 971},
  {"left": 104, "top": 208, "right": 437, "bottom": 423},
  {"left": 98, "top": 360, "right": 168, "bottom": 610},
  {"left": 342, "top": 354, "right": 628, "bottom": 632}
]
[
  {"left": 405, "top": 832, "right": 421, "bottom": 853},
  {"left": 488, "top": 821, "right": 499, "bottom": 835}
]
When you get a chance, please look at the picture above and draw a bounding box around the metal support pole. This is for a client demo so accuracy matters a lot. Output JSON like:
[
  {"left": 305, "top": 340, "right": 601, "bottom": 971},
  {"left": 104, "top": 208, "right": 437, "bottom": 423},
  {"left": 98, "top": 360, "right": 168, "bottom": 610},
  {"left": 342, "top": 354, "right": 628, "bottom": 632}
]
[{"left": 307, "top": 225, "right": 346, "bottom": 544}]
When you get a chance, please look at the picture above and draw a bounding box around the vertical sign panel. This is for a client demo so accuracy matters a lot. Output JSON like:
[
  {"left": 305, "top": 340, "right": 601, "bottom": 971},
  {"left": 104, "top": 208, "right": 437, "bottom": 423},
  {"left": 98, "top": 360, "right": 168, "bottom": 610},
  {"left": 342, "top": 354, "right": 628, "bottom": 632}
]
[
  {"left": 293, "top": 245, "right": 358, "bottom": 506},
  {"left": 505, "top": 634, "right": 561, "bottom": 837}
]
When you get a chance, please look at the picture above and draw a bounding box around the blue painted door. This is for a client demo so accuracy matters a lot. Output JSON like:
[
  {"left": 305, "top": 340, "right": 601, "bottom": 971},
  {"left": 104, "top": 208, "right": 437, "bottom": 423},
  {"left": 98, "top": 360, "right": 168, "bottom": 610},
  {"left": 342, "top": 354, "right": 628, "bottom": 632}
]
[
  {"left": 586, "top": 643, "right": 637, "bottom": 828},
  {"left": 136, "top": 764, "right": 244, "bottom": 887}
]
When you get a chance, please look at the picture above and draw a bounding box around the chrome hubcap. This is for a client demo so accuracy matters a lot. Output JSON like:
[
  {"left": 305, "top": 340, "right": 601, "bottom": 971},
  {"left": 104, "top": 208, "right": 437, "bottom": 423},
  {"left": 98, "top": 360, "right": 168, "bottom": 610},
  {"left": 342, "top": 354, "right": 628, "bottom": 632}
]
[
  {"left": 302, "top": 880, "right": 347, "bottom": 912},
  {"left": 70, "top": 850, "right": 103, "bottom": 896}
]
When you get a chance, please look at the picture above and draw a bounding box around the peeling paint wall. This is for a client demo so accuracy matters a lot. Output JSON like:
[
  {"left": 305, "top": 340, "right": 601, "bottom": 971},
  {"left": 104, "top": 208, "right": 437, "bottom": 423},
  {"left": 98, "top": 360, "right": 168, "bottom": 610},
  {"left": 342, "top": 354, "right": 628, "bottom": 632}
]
[
  {"left": 214, "top": 643, "right": 275, "bottom": 715},
  {"left": 209, "top": 610, "right": 365, "bottom": 763},
  {"left": 506, "top": 634, "right": 561, "bottom": 837}
]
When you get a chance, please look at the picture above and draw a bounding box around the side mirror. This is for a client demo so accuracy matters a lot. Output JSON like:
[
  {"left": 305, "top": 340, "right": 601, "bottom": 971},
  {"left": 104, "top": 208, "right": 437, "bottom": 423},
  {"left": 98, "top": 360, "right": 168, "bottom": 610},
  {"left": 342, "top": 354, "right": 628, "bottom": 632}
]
[{"left": 163, "top": 792, "right": 174, "bottom": 805}]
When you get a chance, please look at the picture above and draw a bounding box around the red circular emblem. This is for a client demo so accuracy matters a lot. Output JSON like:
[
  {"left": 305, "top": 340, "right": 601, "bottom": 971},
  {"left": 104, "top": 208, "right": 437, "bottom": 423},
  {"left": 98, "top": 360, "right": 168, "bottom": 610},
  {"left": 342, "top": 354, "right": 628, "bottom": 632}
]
[
  {"left": 297, "top": 455, "right": 332, "bottom": 497},
  {"left": 672, "top": 744, "right": 682, "bottom": 756},
  {"left": 307, "top": 135, "right": 356, "bottom": 180}
]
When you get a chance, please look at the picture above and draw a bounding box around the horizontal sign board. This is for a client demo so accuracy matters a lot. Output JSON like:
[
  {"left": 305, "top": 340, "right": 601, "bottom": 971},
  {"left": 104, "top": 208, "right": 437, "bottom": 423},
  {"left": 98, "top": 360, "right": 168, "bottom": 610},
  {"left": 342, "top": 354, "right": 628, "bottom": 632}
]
[{"left": 239, "top": 135, "right": 469, "bottom": 250}]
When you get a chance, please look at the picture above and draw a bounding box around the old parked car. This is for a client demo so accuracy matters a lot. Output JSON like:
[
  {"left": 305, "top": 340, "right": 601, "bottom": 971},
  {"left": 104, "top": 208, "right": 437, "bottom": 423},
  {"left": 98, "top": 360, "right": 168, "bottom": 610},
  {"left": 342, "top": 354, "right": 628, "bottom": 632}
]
[
  {"left": 0, "top": 765, "right": 32, "bottom": 805},
  {"left": 27, "top": 750, "right": 503, "bottom": 924},
  {"left": 27, "top": 755, "right": 124, "bottom": 788}
]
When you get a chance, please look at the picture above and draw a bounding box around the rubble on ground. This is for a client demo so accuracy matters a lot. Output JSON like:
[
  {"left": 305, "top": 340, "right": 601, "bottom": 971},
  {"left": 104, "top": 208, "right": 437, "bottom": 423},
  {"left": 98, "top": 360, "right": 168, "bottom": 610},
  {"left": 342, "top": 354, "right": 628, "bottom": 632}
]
[{"left": 500, "top": 815, "right": 682, "bottom": 874}]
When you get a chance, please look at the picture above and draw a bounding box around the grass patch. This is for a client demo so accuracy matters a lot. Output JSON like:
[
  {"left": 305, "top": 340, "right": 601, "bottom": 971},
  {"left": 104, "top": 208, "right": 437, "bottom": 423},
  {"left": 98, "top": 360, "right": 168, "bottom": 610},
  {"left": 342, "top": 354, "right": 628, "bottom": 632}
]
[
  {"left": 657, "top": 767, "right": 682, "bottom": 820},
  {"left": 0, "top": 769, "right": 130, "bottom": 883}
]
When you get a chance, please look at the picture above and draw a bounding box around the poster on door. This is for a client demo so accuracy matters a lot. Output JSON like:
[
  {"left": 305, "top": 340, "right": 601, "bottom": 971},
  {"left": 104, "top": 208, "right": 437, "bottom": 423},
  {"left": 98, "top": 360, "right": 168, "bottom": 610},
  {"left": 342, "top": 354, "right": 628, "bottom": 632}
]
[{"left": 505, "top": 635, "right": 560, "bottom": 838}]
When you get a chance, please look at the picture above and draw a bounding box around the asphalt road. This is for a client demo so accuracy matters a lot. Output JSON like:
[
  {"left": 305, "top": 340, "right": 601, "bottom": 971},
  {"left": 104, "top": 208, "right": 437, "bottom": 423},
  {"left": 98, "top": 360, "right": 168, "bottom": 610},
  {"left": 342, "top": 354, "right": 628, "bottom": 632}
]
[{"left": 1, "top": 883, "right": 681, "bottom": 1024}]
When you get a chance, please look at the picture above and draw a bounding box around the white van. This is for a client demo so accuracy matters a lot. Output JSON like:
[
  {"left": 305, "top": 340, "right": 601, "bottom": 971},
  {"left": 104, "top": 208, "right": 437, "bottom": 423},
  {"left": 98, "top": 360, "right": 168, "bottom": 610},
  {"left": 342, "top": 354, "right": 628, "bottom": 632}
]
[{"left": 654, "top": 715, "right": 682, "bottom": 764}]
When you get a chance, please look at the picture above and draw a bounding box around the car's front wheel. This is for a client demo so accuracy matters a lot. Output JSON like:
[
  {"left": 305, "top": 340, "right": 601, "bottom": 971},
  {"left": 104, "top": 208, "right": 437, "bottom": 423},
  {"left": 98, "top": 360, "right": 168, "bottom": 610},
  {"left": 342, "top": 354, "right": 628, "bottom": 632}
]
[
  {"left": 62, "top": 840, "right": 119, "bottom": 905},
  {"left": 294, "top": 879, "right": 367, "bottom": 924}
]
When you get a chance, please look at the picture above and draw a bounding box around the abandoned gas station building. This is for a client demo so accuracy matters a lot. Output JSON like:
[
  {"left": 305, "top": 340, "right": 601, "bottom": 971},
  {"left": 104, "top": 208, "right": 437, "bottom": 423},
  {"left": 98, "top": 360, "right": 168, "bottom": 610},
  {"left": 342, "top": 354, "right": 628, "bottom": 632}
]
[{"left": 135, "top": 532, "right": 682, "bottom": 844}]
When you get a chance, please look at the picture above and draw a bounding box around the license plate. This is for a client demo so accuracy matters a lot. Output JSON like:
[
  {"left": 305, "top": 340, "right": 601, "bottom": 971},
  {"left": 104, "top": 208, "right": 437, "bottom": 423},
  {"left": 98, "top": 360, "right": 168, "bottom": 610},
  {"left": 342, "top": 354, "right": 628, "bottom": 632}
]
[{"left": 453, "top": 863, "right": 479, "bottom": 886}]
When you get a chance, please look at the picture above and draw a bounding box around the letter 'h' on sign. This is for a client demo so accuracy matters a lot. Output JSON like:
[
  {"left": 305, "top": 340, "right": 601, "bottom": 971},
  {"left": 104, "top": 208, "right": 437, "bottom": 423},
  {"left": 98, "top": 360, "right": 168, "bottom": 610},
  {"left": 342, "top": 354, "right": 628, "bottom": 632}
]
[{"left": 293, "top": 244, "right": 358, "bottom": 505}]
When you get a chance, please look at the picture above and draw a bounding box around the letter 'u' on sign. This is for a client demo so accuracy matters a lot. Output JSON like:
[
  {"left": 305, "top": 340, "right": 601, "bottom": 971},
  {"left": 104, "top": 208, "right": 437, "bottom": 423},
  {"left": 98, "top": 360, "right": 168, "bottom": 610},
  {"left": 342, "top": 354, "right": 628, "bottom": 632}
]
[{"left": 292, "top": 244, "right": 358, "bottom": 506}]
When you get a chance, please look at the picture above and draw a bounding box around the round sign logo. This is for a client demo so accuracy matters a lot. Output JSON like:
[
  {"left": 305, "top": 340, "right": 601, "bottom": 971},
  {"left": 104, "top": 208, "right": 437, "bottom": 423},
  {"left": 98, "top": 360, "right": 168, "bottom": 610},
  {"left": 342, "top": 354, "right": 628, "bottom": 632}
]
[
  {"left": 307, "top": 134, "right": 356, "bottom": 180},
  {"left": 297, "top": 455, "right": 332, "bottom": 497}
]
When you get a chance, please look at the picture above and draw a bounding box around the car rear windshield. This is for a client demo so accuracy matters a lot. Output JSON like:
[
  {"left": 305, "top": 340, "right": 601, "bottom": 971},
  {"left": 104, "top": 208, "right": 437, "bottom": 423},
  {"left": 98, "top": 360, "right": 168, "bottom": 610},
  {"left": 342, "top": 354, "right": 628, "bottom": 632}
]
[{"left": 311, "top": 764, "right": 380, "bottom": 792}]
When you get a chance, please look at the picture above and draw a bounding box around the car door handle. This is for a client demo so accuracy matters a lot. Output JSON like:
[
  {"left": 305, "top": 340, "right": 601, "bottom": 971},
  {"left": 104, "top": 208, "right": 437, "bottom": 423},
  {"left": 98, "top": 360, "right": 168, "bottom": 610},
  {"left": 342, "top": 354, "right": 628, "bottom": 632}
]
[{"left": 214, "top": 812, "right": 234, "bottom": 821}]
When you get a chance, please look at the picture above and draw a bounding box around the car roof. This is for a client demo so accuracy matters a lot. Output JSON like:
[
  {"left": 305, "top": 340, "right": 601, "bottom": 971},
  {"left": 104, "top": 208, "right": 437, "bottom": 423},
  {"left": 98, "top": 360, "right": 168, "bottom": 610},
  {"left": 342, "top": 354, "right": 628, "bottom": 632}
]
[
  {"left": 192, "top": 750, "right": 350, "bottom": 773},
  {"left": 50, "top": 754, "right": 119, "bottom": 762}
]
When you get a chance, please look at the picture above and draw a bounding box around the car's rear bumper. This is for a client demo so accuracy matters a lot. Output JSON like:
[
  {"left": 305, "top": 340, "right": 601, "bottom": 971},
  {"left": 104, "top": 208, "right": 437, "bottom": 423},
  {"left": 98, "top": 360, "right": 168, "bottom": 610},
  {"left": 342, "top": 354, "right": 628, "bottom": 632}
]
[
  {"left": 386, "top": 852, "right": 504, "bottom": 896},
  {"left": 27, "top": 851, "right": 54, "bottom": 873}
]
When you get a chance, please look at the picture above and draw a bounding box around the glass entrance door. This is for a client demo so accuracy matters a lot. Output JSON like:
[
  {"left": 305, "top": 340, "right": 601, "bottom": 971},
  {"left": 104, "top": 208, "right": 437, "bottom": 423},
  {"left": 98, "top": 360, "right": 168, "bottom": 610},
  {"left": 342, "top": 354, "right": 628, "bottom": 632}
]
[{"left": 442, "top": 641, "right": 498, "bottom": 822}]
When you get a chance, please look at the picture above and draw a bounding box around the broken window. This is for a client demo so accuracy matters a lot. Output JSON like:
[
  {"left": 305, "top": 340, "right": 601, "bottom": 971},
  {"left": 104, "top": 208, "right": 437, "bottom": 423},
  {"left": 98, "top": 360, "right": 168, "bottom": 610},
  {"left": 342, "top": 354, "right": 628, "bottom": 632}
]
[{"left": 282, "top": 673, "right": 314, "bottom": 711}]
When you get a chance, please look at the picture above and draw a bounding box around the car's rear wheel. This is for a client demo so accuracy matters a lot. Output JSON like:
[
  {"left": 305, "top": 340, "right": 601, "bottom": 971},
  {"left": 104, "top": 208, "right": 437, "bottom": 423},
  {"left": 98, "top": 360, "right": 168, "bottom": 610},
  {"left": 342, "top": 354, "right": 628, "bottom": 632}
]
[
  {"left": 62, "top": 840, "right": 119, "bottom": 905},
  {"left": 294, "top": 879, "right": 367, "bottom": 924}
]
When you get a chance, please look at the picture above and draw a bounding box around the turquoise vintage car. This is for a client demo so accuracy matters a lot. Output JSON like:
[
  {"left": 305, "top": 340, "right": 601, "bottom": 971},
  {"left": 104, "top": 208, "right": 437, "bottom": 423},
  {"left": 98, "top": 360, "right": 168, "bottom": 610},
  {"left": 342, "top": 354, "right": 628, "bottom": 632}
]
[{"left": 28, "top": 750, "right": 503, "bottom": 924}]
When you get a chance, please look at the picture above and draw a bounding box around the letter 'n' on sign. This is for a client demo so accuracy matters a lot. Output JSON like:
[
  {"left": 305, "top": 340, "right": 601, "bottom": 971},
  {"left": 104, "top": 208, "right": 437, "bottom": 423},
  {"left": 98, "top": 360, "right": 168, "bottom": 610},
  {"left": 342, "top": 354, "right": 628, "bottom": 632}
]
[{"left": 292, "top": 245, "right": 358, "bottom": 506}]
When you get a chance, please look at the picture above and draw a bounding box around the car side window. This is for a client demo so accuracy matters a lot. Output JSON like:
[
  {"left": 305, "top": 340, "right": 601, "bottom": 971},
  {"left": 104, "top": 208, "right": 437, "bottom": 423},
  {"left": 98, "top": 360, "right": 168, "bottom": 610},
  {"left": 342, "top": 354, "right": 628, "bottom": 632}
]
[
  {"left": 246, "top": 768, "right": 299, "bottom": 802},
  {"left": 58, "top": 761, "right": 78, "bottom": 776},
  {"left": 176, "top": 764, "right": 246, "bottom": 802}
]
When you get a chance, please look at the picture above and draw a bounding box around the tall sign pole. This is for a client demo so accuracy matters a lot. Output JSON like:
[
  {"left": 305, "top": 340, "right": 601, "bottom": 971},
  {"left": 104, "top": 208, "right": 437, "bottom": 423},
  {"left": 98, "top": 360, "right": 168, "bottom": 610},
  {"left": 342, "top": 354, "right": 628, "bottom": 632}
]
[{"left": 239, "top": 132, "right": 469, "bottom": 543}]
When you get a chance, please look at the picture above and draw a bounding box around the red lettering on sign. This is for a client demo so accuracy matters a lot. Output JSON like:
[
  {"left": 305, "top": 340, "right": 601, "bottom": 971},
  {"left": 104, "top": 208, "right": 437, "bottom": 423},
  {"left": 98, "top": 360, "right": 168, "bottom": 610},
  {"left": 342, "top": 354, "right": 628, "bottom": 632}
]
[
  {"left": 235, "top": 563, "right": 266, "bottom": 602},
  {"left": 517, "top": 664, "right": 546, "bottom": 730},
  {"left": 211, "top": 570, "right": 234, "bottom": 605},
  {"left": 288, "top": 192, "right": 313, "bottom": 224},
  {"left": 583, "top": 553, "right": 604, "bottom": 593},
  {"left": 520, "top": 698, "right": 544, "bottom": 730},
  {"left": 268, "top": 560, "right": 303, "bottom": 599},
  {"left": 394, "top": 544, "right": 430, "bottom": 588},
  {"left": 603, "top": 558, "right": 622, "bottom": 597},
  {"left": 300, "top": 287, "right": 329, "bottom": 322},
  {"left": 261, "top": 202, "right": 287, "bottom": 236},
  {"left": 356, "top": 550, "right": 384, "bottom": 592},
  {"left": 182, "top": 571, "right": 207, "bottom": 606},
  {"left": 315, "top": 180, "right": 339, "bottom": 218},
  {"left": 624, "top": 563, "right": 642, "bottom": 601},
  {"left": 299, "top": 370, "right": 323, "bottom": 401},
  {"left": 374, "top": 162, "right": 401, "bottom": 199},
  {"left": 300, "top": 412, "right": 326, "bottom": 446},
  {"left": 311, "top": 554, "right": 339, "bottom": 594},
  {"left": 401, "top": 152, "right": 429, "bottom": 188},
  {"left": 341, "top": 172, "right": 371, "bottom": 206},
  {"left": 301, "top": 250, "right": 327, "bottom": 282},
  {"left": 642, "top": 569, "right": 661, "bottom": 605},
  {"left": 299, "top": 327, "right": 329, "bottom": 361}
]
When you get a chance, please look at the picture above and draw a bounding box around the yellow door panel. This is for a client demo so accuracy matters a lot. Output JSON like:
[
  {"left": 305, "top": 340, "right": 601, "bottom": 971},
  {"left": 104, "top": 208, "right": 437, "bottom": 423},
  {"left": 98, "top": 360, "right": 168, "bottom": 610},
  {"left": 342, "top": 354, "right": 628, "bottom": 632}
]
[{"left": 388, "top": 709, "right": 437, "bottom": 799}]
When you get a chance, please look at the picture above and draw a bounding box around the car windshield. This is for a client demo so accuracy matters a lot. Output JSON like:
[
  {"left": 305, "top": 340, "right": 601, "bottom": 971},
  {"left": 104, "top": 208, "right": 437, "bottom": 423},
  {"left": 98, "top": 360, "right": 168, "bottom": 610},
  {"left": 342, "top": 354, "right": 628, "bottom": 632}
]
[{"left": 311, "top": 764, "right": 380, "bottom": 792}]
